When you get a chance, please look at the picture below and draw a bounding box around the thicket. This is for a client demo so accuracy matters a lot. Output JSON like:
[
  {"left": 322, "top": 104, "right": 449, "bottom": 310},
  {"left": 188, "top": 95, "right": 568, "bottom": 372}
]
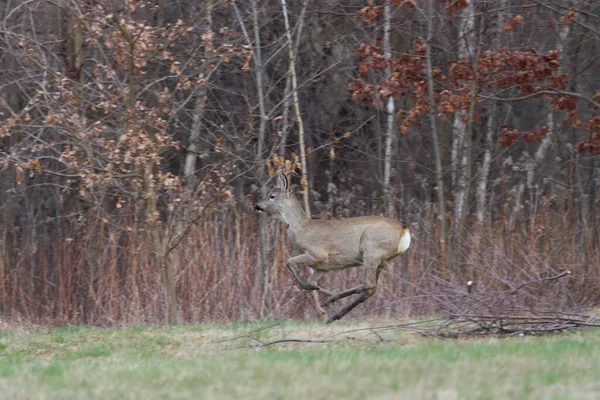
[{"left": 0, "top": 0, "right": 598, "bottom": 326}]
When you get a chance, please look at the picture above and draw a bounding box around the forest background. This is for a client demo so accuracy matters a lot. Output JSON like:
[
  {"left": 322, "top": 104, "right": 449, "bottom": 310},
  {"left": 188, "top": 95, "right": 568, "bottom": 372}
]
[{"left": 0, "top": 0, "right": 598, "bottom": 326}]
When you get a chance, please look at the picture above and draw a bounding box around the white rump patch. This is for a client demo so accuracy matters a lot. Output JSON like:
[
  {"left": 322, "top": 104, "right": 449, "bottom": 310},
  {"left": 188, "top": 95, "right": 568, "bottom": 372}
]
[{"left": 398, "top": 229, "right": 411, "bottom": 254}]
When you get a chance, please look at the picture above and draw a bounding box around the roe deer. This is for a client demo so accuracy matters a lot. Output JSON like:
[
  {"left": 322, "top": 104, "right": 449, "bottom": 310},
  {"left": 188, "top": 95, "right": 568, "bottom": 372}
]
[{"left": 255, "top": 173, "right": 411, "bottom": 323}]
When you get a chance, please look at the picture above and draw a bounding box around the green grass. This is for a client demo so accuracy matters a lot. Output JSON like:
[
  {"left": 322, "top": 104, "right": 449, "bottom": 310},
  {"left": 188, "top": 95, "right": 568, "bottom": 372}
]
[{"left": 0, "top": 321, "right": 599, "bottom": 399}]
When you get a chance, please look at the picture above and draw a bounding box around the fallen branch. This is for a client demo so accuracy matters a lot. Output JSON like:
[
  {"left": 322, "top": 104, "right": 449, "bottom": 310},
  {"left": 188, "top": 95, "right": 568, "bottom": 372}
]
[{"left": 510, "top": 270, "right": 571, "bottom": 294}]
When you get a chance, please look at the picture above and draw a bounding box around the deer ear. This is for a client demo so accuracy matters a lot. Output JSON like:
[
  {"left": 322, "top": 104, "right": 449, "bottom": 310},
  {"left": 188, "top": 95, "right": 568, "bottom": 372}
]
[{"left": 278, "top": 173, "right": 289, "bottom": 191}]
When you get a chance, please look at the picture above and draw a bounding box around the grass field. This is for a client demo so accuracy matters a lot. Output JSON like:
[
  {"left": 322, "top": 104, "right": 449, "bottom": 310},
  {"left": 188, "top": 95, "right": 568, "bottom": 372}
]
[{"left": 0, "top": 320, "right": 599, "bottom": 400}]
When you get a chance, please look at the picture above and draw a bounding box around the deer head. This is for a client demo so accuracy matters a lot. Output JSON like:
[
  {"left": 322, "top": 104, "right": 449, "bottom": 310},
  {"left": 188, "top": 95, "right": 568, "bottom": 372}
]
[
  {"left": 255, "top": 173, "right": 289, "bottom": 213},
  {"left": 255, "top": 173, "right": 308, "bottom": 231}
]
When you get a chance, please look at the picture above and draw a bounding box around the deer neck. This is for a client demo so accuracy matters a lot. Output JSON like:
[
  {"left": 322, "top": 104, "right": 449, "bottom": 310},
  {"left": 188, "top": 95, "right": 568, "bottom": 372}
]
[{"left": 279, "top": 197, "right": 309, "bottom": 233}]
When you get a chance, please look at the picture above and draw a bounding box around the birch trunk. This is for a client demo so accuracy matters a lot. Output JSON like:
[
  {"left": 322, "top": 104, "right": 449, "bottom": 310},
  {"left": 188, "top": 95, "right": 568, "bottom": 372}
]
[
  {"left": 279, "top": 76, "right": 292, "bottom": 158},
  {"left": 279, "top": 1, "right": 308, "bottom": 158},
  {"left": 475, "top": 0, "right": 507, "bottom": 225},
  {"left": 383, "top": 0, "right": 395, "bottom": 218},
  {"left": 530, "top": 17, "right": 572, "bottom": 182},
  {"left": 183, "top": 2, "right": 213, "bottom": 181},
  {"left": 476, "top": 102, "right": 495, "bottom": 224},
  {"left": 523, "top": 4, "right": 573, "bottom": 231},
  {"left": 282, "top": 0, "right": 311, "bottom": 218},
  {"left": 452, "top": 0, "right": 475, "bottom": 224}
]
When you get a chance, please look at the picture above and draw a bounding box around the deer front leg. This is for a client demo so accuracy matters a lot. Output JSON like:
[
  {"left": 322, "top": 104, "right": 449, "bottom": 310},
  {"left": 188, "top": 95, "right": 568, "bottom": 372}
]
[{"left": 287, "top": 253, "right": 333, "bottom": 296}]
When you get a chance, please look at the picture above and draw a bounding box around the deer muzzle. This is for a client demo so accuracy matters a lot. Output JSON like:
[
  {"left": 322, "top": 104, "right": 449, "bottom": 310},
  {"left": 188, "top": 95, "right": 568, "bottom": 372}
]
[{"left": 255, "top": 204, "right": 265, "bottom": 212}]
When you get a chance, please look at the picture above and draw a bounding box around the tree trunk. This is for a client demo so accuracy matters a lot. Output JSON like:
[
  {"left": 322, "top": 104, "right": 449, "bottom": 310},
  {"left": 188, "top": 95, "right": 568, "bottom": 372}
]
[
  {"left": 183, "top": 2, "right": 214, "bottom": 184},
  {"left": 451, "top": 0, "right": 475, "bottom": 224},
  {"left": 279, "top": 1, "right": 308, "bottom": 159},
  {"left": 279, "top": 76, "right": 292, "bottom": 158},
  {"left": 459, "top": 66, "right": 479, "bottom": 225},
  {"left": 249, "top": 0, "right": 271, "bottom": 315},
  {"left": 426, "top": 0, "right": 446, "bottom": 256},
  {"left": 383, "top": 0, "right": 395, "bottom": 218},
  {"left": 528, "top": 14, "right": 572, "bottom": 191},
  {"left": 475, "top": 0, "right": 507, "bottom": 225},
  {"left": 145, "top": 162, "right": 177, "bottom": 324},
  {"left": 282, "top": 0, "right": 311, "bottom": 218},
  {"left": 476, "top": 101, "right": 495, "bottom": 224}
]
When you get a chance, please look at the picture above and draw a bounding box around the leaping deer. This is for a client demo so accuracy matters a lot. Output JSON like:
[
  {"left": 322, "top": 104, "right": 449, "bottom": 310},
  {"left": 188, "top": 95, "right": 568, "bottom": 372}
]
[{"left": 255, "top": 173, "right": 411, "bottom": 323}]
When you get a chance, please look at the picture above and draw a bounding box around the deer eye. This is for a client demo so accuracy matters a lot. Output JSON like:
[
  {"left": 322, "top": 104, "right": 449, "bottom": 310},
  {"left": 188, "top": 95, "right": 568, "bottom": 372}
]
[{"left": 269, "top": 194, "right": 276, "bottom": 199}]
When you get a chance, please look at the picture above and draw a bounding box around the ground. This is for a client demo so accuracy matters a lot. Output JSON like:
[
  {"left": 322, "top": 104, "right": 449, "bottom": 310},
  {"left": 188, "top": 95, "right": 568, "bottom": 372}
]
[{"left": 0, "top": 320, "right": 599, "bottom": 399}]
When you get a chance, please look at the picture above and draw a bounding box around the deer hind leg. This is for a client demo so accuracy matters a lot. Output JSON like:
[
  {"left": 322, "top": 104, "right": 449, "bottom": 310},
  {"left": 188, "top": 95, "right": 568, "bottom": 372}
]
[
  {"left": 322, "top": 255, "right": 382, "bottom": 307},
  {"left": 376, "top": 260, "right": 391, "bottom": 282},
  {"left": 323, "top": 258, "right": 382, "bottom": 323},
  {"left": 325, "top": 262, "right": 381, "bottom": 323},
  {"left": 326, "top": 291, "right": 369, "bottom": 323},
  {"left": 321, "top": 284, "right": 365, "bottom": 307}
]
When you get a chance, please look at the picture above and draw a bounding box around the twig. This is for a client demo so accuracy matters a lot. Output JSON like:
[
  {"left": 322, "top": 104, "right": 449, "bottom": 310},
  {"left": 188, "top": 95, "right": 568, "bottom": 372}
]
[
  {"left": 276, "top": 317, "right": 286, "bottom": 340},
  {"left": 510, "top": 270, "right": 571, "bottom": 294},
  {"left": 369, "top": 329, "right": 385, "bottom": 342},
  {"left": 257, "top": 338, "right": 331, "bottom": 348},
  {"left": 211, "top": 322, "right": 279, "bottom": 344}
]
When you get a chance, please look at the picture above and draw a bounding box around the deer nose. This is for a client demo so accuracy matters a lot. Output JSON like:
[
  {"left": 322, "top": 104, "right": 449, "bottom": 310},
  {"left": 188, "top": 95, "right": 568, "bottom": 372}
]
[{"left": 255, "top": 204, "right": 264, "bottom": 212}]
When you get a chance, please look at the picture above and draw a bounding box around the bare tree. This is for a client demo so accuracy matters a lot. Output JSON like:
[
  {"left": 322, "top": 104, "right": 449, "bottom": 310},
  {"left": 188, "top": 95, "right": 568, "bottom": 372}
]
[
  {"left": 425, "top": 0, "right": 447, "bottom": 255},
  {"left": 382, "top": 0, "right": 395, "bottom": 218},
  {"left": 282, "top": 0, "right": 311, "bottom": 218},
  {"left": 183, "top": 2, "right": 216, "bottom": 182},
  {"left": 451, "top": 0, "right": 476, "bottom": 224}
]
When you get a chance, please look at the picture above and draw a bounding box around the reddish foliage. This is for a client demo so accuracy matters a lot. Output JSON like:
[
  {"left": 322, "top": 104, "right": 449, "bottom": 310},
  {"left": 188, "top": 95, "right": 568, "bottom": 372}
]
[
  {"left": 351, "top": 38, "right": 432, "bottom": 134},
  {"left": 560, "top": 8, "right": 577, "bottom": 25},
  {"left": 553, "top": 95, "right": 577, "bottom": 112},
  {"left": 356, "top": 6, "right": 382, "bottom": 22},
  {"left": 591, "top": 92, "right": 600, "bottom": 109},
  {"left": 393, "top": 0, "right": 416, "bottom": 8},
  {"left": 438, "top": 88, "right": 470, "bottom": 114},
  {"left": 349, "top": 79, "right": 381, "bottom": 109},
  {"left": 499, "top": 125, "right": 549, "bottom": 148},
  {"left": 505, "top": 15, "right": 524, "bottom": 32},
  {"left": 436, "top": 49, "right": 566, "bottom": 121},
  {"left": 446, "top": 0, "right": 469, "bottom": 16},
  {"left": 569, "top": 110, "right": 582, "bottom": 128},
  {"left": 485, "top": 50, "right": 562, "bottom": 94},
  {"left": 350, "top": 39, "right": 572, "bottom": 136},
  {"left": 356, "top": 44, "right": 387, "bottom": 72},
  {"left": 579, "top": 117, "right": 600, "bottom": 155},
  {"left": 499, "top": 126, "right": 521, "bottom": 148},
  {"left": 349, "top": 3, "right": 586, "bottom": 146},
  {"left": 524, "top": 126, "right": 550, "bottom": 143},
  {"left": 399, "top": 81, "right": 429, "bottom": 134},
  {"left": 414, "top": 39, "right": 426, "bottom": 56}
]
